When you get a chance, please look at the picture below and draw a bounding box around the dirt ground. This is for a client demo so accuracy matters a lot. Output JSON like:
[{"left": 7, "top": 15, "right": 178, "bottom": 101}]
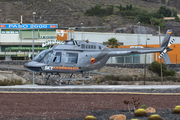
[{"left": 0, "top": 93, "right": 179, "bottom": 120}]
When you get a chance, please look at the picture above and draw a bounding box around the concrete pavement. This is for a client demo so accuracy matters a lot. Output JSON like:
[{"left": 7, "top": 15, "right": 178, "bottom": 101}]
[{"left": 0, "top": 84, "right": 180, "bottom": 90}]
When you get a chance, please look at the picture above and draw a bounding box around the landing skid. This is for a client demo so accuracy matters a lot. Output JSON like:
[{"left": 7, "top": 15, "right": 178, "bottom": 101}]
[{"left": 40, "top": 73, "right": 90, "bottom": 85}]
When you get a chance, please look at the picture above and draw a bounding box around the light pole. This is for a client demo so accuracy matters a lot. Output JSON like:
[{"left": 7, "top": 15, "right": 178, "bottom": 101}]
[
  {"left": 32, "top": 12, "right": 36, "bottom": 85},
  {"left": 137, "top": 22, "right": 140, "bottom": 45},
  {"left": 81, "top": 23, "right": 83, "bottom": 40},
  {"left": 158, "top": 26, "right": 163, "bottom": 85},
  {"left": 144, "top": 37, "right": 150, "bottom": 85},
  {"left": 20, "top": 15, "right": 23, "bottom": 47},
  {"left": 40, "top": 16, "right": 42, "bottom": 24}
]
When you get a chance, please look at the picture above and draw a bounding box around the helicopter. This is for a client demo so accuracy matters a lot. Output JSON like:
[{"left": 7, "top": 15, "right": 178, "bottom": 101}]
[{"left": 24, "top": 29, "right": 174, "bottom": 85}]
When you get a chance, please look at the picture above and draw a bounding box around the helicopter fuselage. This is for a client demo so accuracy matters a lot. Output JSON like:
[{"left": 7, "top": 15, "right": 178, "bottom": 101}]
[{"left": 25, "top": 40, "right": 110, "bottom": 74}]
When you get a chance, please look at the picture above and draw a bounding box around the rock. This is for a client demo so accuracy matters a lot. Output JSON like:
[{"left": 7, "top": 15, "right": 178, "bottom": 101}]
[
  {"left": 109, "top": 115, "right": 119, "bottom": 119},
  {"left": 109, "top": 114, "right": 126, "bottom": 120},
  {"left": 146, "top": 107, "right": 156, "bottom": 113}
]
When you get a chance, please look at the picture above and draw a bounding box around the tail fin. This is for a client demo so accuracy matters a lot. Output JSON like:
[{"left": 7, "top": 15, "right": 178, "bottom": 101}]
[
  {"left": 159, "top": 29, "right": 174, "bottom": 64},
  {"left": 160, "top": 29, "right": 172, "bottom": 48}
]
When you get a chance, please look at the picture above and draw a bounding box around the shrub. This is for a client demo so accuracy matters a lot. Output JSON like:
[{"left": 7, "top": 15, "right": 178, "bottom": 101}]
[
  {"left": 124, "top": 97, "right": 141, "bottom": 113},
  {"left": 148, "top": 114, "right": 162, "bottom": 120},
  {"left": 108, "top": 80, "right": 113, "bottom": 85},
  {"left": 166, "top": 76, "right": 178, "bottom": 82},
  {"left": 148, "top": 61, "right": 176, "bottom": 77},
  {"left": 113, "top": 81, "right": 118, "bottom": 85},
  {"left": 0, "top": 79, "right": 23, "bottom": 86},
  {"left": 141, "top": 104, "right": 147, "bottom": 109},
  {"left": 173, "top": 106, "right": 180, "bottom": 113},
  {"left": 84, "top": 115, "right": 96, "bottom": 120},
  {"left": 134, "top": 109, "right": 147, "bottom": 117},
  {"left": 104, "top": 75, "right": 115, "bottom": 80}
]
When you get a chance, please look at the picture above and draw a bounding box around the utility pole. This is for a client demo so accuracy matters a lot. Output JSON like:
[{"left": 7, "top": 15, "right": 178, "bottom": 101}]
[
  {"left": 159, "top": 26, "right": 163, "bottom": 85},
  {"left": 144, "top": 35, "right": 150, "bottom": 85},
  {"left": 32, "top": 12, "right": 36, "bottom": 85},
  {"left": 81, "top": 23, "right": 84, "bottom": 40}
]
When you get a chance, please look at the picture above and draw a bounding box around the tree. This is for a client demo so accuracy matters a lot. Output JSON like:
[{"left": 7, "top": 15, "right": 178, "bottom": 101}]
[
  {"left": 126, "top": 4, "right": 129, "bottom": 10},
  {"left": 129, "top": 4, "right": 132, "bottom": 10},
  {"left": 158, "top": 6, "right": 172, "bottom": 17},
  {"left": 107, "top": 38, "right": 119, "bottom": 48},
  {"left": 115, "top": 4, "right": 122, "bottom": 11},
  {"left": 138, "top": 12, "right": 152, "bottom": 24},
  {"left": 150, "top": 18, "right": 160, "bottom": 26}
]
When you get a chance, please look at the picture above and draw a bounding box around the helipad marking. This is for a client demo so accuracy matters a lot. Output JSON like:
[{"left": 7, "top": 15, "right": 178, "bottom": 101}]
[{"left": 0, "top": 91, "right": 180, "bottom": 95}]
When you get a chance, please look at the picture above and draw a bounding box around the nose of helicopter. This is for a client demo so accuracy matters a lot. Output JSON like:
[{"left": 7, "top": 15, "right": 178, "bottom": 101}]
[{"left": 24, "top": 61, "right": 46, "bottom": 72}]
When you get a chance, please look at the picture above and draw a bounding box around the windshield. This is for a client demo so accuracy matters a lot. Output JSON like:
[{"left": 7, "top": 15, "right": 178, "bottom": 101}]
[
  {"left": 33, "top": 49, "right": 50, "bottom": 62},
  {"left": 41, "top": 51, "right": 54, "bottom": 64}
]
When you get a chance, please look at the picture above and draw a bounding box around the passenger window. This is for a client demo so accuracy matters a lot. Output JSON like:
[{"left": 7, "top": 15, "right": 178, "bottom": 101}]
[
  {"left": 99, "top": 46, "right": 101, "bottom": 50},
  {"left": 53, "top": 52, "right": 61, "bottom": 63},
  {"left": 91, "top": 45, "right": 93, "bottom": 49},
  {"left": 94, "top": 45, "right": 96, "bottom": 49},
  {"left": 65, "top": 53, "right": 78, "bottom": 63},
  {"left": 81, "top": 44, "right": 85, "bottom": 48}
]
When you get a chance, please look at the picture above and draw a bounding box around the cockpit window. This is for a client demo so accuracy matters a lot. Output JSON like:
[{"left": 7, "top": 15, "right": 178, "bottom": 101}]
[
  {"left": 41, "top": 51, "right": 53, "bottom": 64},
  {"left": 33, "top": 49, "right": 50, "bottom": 62},
  {"left": 53, "top": 52, "right": 61, "bottom": 63}
]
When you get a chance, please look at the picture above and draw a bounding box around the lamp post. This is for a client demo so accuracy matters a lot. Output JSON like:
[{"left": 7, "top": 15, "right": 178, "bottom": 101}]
[
  {"left": 158, "top": 26, "right": 163, "bottom": 85},
  {"left": 137, "top": 22, "right": 140, "bottom": 45},
  {"left": 20, "top": 15, "right": 23, "bottom": 47},
  {"left": 81, "top": 23, "right": 83, "bottom": 40},
  {"left": 144, "top": 37, "right": 150, "bottom": 85},
  {"left": 40, "top": 16, "right": 42, "bottom": 24},
  {"left": 32, "top": 12, "right": 36, "bottom": 85}
]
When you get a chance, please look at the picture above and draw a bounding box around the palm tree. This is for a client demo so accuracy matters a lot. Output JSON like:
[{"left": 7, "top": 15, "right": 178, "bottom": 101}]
[{"left": 107, "top": 38, "right": 119, "bottom": 48}]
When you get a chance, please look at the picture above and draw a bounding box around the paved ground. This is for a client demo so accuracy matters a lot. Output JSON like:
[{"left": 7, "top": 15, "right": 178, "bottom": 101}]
[
  {"left": 0, "top": 85, "right": 180, "bottom": 94},
  {"left": 1, "top": 84, "right": 180, "bottom": 89}
]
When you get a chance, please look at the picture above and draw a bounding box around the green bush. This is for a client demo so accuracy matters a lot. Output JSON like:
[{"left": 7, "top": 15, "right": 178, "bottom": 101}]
[
  {"left": 148, "top": 61, "right": 176, "bottom": 77},
  {"left": 141, "top": 104, "right": 147, "bottom": 109}
]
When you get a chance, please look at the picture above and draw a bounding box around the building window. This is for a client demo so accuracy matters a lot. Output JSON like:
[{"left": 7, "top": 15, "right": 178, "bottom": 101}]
[
  {"left": 65, "top": 53, "right": 78, "bottom": 63},
  {"left": 1, "top": 30, "right": 19, "bottom": 34}
]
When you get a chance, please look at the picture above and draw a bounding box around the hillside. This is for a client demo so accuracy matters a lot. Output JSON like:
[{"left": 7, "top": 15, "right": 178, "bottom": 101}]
[{"left": 0, "top": 0, "right": 180, "bottom": 34}]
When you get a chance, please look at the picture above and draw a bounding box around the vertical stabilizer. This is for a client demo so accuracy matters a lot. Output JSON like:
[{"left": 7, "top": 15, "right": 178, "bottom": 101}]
[{"left": 160, "top": 29, "right": 172, "bottom": 48}]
